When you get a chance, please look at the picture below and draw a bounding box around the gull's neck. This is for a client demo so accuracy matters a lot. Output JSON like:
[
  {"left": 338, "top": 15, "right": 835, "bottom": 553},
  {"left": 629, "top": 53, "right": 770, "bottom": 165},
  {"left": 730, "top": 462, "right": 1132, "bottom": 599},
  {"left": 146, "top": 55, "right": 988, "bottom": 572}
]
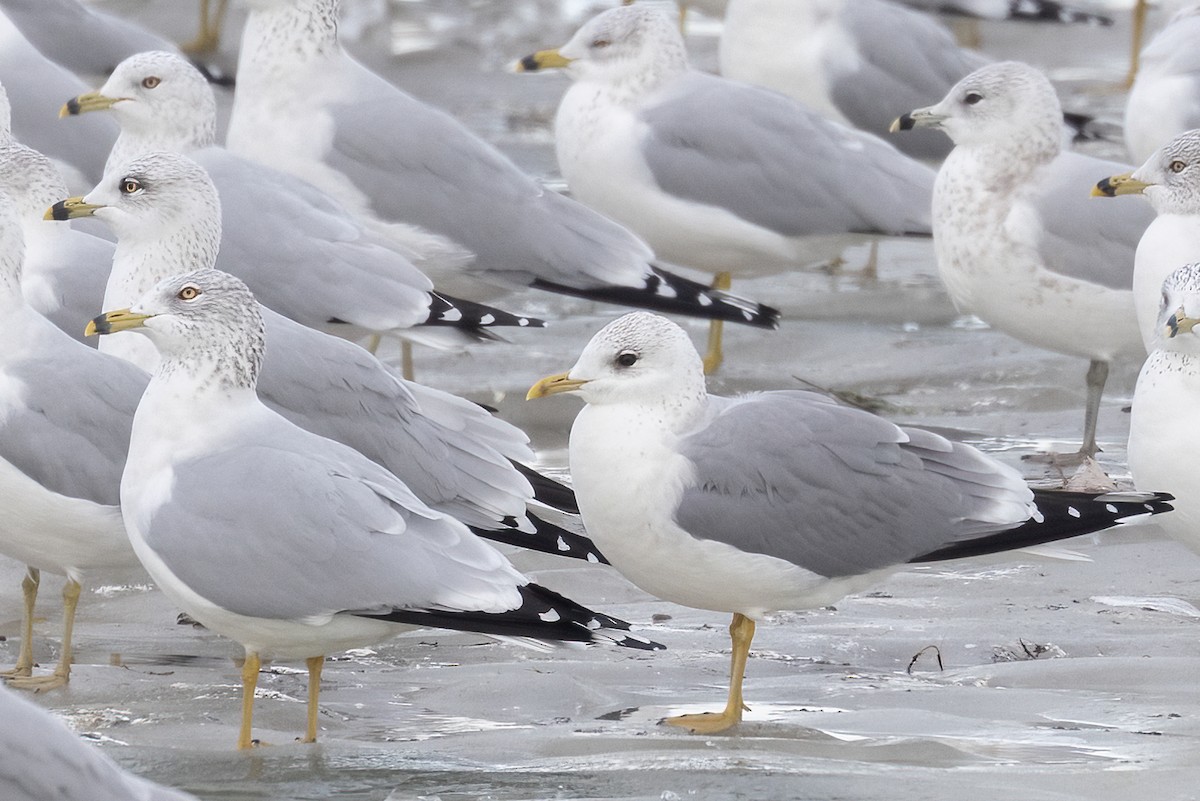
[
  {"left": 0, "top": 250, "right": 23, "bottom": 308},
  {"left": 238, "top": 0, "right": 341, "bottom": 84},
  {"left": 107, "top": 117, "right": 215, "bottom": 174}
]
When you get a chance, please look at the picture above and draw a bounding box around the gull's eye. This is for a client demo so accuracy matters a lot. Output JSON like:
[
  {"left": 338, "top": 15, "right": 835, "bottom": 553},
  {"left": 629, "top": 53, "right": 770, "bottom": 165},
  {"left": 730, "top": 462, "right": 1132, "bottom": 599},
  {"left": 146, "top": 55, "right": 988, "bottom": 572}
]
[
  {"left": 591, "top": 38, "right": 611, "bottom": 49},
  {"left": 141, "top": 76, "right": 161, "bottom": 89},
  {"left": 963, "top": 91, "right": 983, "bottom": 106},
  {"left": 178, "top": 285, "right": 201, "bottom": 301},
  {"left": 120, "top": 177, "right": 142, "bottom": 194},
  {"left": 1170, "top": 159, "right": 1187, "bottom": 173},
  {"left": 615, "top": 350, "right": 638, "bottom": 368}
]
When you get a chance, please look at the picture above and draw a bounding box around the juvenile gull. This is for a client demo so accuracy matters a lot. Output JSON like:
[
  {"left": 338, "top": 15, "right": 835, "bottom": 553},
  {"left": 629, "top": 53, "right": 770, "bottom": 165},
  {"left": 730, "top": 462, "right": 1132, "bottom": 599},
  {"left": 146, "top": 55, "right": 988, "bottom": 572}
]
[
  {"left": 529, "top": 311, "right": 1171, "bottom": 733},
  {"left": 0, "top": 683, "right": 197, "bottom": 800},
  {"left": 1093, "top": 129, "right": 1200, "bottom": 351},
  {"left": 0, "top": 189, "right": 145, "bottom": 690},
  {"left": 62, "top": 50, "right": 538, "bottom": 351},
  {"left": 90, "top": 269, "right": 660, "bottom": 748},
  {"left": 893, "top": 61, "right": 1152, "bottom": 461},
  {"left": 1124, "top": 5, "right": 1200, "bottom": 165},
  {"left": 51, "top": 150, "right": 602, "bottom": 561},
  {"left": 223, "top": 0, "right": 778, "bottom": 339},
  {"left": 518, "top": 5, "right": 934, "bottom": 369}
]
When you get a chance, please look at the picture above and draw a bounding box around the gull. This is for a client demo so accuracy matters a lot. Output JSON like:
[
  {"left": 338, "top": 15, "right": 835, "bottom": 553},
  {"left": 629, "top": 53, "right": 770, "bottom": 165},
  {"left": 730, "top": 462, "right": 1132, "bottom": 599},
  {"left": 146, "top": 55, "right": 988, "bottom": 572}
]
[
  {"left": 517, "top": 5, "right": 934, "bottom": 369},
  {"left": 0, "top": 141, "right": 112, "bottom": 346},
  {"left": 1129, "top": 263, "right": 1200, "bottom": 555},
  {"left": 0, "top": 683, "right": 197, "bottom": 800},
  {"left": 49, "top": 150, "right": 602, "bottom": 561},
  {"left": 893, "top": 61, "right": 1153, "bottom": 462},
  {"left": 88, "top": 268, "right": 660, "bottom": 748},
  {"left": 61, "top": 50, "right": 539, "bottom": 356},
  {"left": 222, "top": 0, "right": 779, "bottom": 360},
  {"left": 528, "top": 311, "right": 1171, "bottom": 734},
  {"left": 1124, "top": 4, "right": 1200, "bottom": 165},
  {"left": 1093, "top": 129, "right": 1200, "bottom": 352},
  {"left": 0, "top": 187, "right": 145, "bottom": 691}
]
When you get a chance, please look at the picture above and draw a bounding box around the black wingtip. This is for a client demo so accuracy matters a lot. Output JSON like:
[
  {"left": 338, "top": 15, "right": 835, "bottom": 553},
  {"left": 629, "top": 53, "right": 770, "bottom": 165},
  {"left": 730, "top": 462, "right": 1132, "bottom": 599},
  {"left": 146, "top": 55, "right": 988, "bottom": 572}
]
[
  {"left": 513, "top": 461, "right": 581, "bottom": 515},
  {"left": 471, "top": 513, "right": 608, "bottom": 564},
  {"left": 423, "top": 291, "right": 546, "bottom": 335},
  {"left": 909, "top": 490, "right": 1173, "bottom": 564}
]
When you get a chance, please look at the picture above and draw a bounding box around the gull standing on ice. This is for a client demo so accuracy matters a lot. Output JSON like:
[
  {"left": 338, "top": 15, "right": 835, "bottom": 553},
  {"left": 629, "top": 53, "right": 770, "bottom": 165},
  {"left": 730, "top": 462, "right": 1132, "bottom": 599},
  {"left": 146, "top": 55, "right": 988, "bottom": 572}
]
[
  {"left": 528, "top": 311, "right": 1171, "bottom": 734},
  {"left": 50, "top": 151, "right": 603, "bottom": 561},
  {"left": 90, "top": 269, "right": 660, "bottom": 749},
  {"left": 223, "top": 0, "right": 777, "bottom": 343},
  {"left": 518, "top": 5, "right": 934, "bottom": 370},
  {"left": 0, "top": 190, "right": 144, "bottom": 691},
  {"left": 893, "top": 61, "right": 1153, "bottom": 461}
]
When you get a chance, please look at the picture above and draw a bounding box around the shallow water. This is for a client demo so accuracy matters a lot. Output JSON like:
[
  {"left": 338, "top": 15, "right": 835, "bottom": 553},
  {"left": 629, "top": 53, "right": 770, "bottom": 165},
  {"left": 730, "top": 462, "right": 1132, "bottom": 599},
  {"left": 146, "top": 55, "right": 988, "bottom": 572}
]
[{"left": 6, "top": 2, "right": 1200, "bottom": 799}]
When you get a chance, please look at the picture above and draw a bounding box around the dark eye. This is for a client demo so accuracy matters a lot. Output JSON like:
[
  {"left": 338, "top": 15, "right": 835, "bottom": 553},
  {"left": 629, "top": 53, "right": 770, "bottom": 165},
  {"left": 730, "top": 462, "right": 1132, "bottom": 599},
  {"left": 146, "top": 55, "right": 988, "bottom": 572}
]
[
  {"left": 178, "top": 285, "right": 201, "bottom": 301},
  {"left": 616, "top": 351, "right": 637, "bottom": 367},
  {"left": 591, "top": 38, "right": 611, "bottom": 49},
  {"left": 1170, "top": 159, "right": 1187, "bottom": 173},
  {"left": 120, "top": 177, "right": 142, "bottom": 194},
  {"left": 141, "top": 76, "right": 161, "bottom": 89},
  {"left": 963, "top": 91, "right": 983, "bottom": 105}
]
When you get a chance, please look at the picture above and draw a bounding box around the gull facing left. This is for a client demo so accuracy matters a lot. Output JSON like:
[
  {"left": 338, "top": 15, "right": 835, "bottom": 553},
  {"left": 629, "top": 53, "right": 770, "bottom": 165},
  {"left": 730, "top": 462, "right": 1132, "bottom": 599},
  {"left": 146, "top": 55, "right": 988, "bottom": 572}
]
[{"left": 91, "top": 269, "right": 659, "bottom": 749}]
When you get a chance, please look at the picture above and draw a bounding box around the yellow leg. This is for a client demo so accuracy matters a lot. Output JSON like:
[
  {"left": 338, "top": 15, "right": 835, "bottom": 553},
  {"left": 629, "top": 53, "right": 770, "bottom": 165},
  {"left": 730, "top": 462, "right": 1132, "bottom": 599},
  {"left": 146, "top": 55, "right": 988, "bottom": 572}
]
[
  {"left": 703, "top": 272, "right": 732, "bottom": 375},
  {"left": 301, "top": 655, "right": 325, "bottom": 744},
  {"left": 9, "top": 578, "right": 82, "bottom": 691},
  {"left": 365, "top": 333, "right": 383, "bottom": 354},
  {"left": 400, "top": 340, "right": 414, "bottom": 382},
  {"left": 2, "top": 568, "right": 39, "bottom": 679},
  {"left": 238, "top": 652, "right": 262, "bottom": 750},
  {"left": 181, "top": 0, "right": 230, "bottom": 55},
  {"left": 1125, "top": 0, "right": 1147, "bottom": 88},
  {"left": 665, "top": 613, "right": 756, "bottom": 734}
]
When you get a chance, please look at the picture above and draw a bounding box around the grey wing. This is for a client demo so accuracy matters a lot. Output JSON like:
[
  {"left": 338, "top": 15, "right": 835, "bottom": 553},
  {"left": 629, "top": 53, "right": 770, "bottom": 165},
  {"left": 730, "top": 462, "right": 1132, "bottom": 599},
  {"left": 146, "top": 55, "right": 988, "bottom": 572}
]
[
  {"left": 0, "top": 20, "right": 117, "bottom": 184},
  {"left": 830, "top": 0, "right": 985, "bottom": 158},
  {"left": 674, "top": 391, "right": 1032, "bottom": 578},
  {"left": 1027, "top": 152, "right": 1153, "bottom": 291},
  {"left": 0, "top": 684, "right": 197, "bottom": 801},
  {"left": 257, "top": 310, "right": 535, "bottom": 530},
  {"left": 641, "top": 72, "right": 935, "bottom": 237},
  {"left": 28, "top": 229, "right": 113, "bottom": 346},
  {"left": 0, "top": 329, "right": 142, "bottom": 507},
  {"left": 324, "top": 63, "right": 654, "bottom": 290},
  {"left": 1142, "top": 12, "right": 1200, "bottom": 75},
  {"left": 145, "top": 424, "right": 524, "bottom": 620},
  {"left": 201, "top": 149, "right": 435, "bottom": 332}
]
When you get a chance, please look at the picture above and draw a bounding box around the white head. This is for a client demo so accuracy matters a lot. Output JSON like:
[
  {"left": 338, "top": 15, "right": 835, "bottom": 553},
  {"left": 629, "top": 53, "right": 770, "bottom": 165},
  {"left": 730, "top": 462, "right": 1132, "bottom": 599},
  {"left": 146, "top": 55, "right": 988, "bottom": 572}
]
[
  {"left": 1117, "top": 129, "right": 1200, "bottom": 215},
  {"left": 528, "top": 312, "right": 706, "bottom": 409},
  {"left": 520, "top": 6, "right": 687, "bottom": 91},
  {"left": 1156, "top": 263, "right": 1200, "bottom": 354},
  {"left": 89, "top": 268, "right": 265, "bottom": 389},
  {"left": 897, "top": 61, "right": 1062, "bottom": 154},
  {"left": 68, "top": 51, "right": 216, "bottom": 160}
]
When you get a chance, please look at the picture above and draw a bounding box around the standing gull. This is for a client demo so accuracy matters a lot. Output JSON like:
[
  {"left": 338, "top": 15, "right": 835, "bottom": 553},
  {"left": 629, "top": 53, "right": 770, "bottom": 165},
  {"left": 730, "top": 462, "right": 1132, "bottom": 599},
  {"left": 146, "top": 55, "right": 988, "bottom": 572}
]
[
  {"left": 528, "top": 311, "right": 1171, "bottom": 733},
  {"left": 49, "top": 151, "right": 602, "bottom": 561},
  {"left": 61, "top": 50, "right": 539, "bottom": 353},
  {"left": 223, "top": 0, "right": 778, "bottom": 345},
  {"left": 89, "top": 269, "right": 659, "bottom": 748},
  {"left": 893, "top": 61, "right": 1152, "bottom": 462},
  {"left": 517, "top": 5, "right": 934, "bottom": 370},
  {"left": 0, "top": 188, "right": 144, "bottom": 690},
  {"left": 1093, "top": 129, "right": 1200, "bottom": 351},
  {"left": 1123, "top": 5, "right": 1200, "bottom": 165}
]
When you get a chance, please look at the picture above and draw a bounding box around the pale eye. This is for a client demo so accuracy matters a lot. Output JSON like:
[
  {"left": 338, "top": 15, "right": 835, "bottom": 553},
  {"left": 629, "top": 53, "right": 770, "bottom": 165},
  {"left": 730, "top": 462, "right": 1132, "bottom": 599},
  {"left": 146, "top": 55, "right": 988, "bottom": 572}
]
[
  {"left": 141, "top": 76, "right": 161, "bottom": 89},
  {"left": 963, "top": 91, "right": 983, "bottom": 105},
  {"left": 120, "top": 177, "right": 142, "bottom": 194},
  {"left": 616, "top": 351, "right": 637, "bottom": 368},
  {"left": 178, "top": 285, "right": 201, "bottom": 301},
  {"left": 1170, "top": 159, "right": 1187, "bottom": 173}
]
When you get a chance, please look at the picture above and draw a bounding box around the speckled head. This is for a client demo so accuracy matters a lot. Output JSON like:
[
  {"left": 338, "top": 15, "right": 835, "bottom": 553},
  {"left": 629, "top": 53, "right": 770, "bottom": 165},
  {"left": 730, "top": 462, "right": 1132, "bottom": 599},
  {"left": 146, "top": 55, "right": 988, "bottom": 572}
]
[
  {"left": 903, "top": 61, "right": 1062, "bottom": 153},
  {"left": 93, "top": 268, "right": 266, "bottom": 389},
  {"left": 1159, "top": 263, "right": 1200, "bottom": 351},
  {"left": 556, "top": 6, "right": 688, "bottom": 88},
  {"left": 1130, "top": 130, "right": 1200, "bottom": 215},
  {"left": 0, "top": 142, "right": 68, "bottom": 221}
]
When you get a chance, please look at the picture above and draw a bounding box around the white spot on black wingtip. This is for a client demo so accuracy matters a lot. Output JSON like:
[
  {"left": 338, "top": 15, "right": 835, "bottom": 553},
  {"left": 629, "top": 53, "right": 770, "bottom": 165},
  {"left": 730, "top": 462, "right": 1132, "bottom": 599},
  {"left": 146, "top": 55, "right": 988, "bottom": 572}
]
[
  {"left": 442, "top": 309, "right": 463, "bottom": 322},
  {"left": 586, "top": 552, "right": 600, "bottom": 563},
  {"left": 1144, "top": 503, "right": 1156, "bottom": 511},
  {"left": 518, "top": 318, "right": 530, "bottom": 326},
  {"left": 1106, "top": 504, "right": 1119, "bottom": 514},
  {"left": 1032, "top": 509, "right": 1045, "bottom": 523},
  {"left": 480, "top": 314, "right": 495, "bottom": 324},
  {"left": 556, "top": 537, "right": 569, "bottom": 552},
  {"left": 698, "top": 295, "right": 712, "bottom": 306},
  {"left": 1068, "top": 506, "right": 1081, "bottom": 518},
  {"left": 539, "top": 609, "right": 561, "bottom": 622},
  {"left": 586, "top": 618, "right": 601, "bottom": 630}
]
